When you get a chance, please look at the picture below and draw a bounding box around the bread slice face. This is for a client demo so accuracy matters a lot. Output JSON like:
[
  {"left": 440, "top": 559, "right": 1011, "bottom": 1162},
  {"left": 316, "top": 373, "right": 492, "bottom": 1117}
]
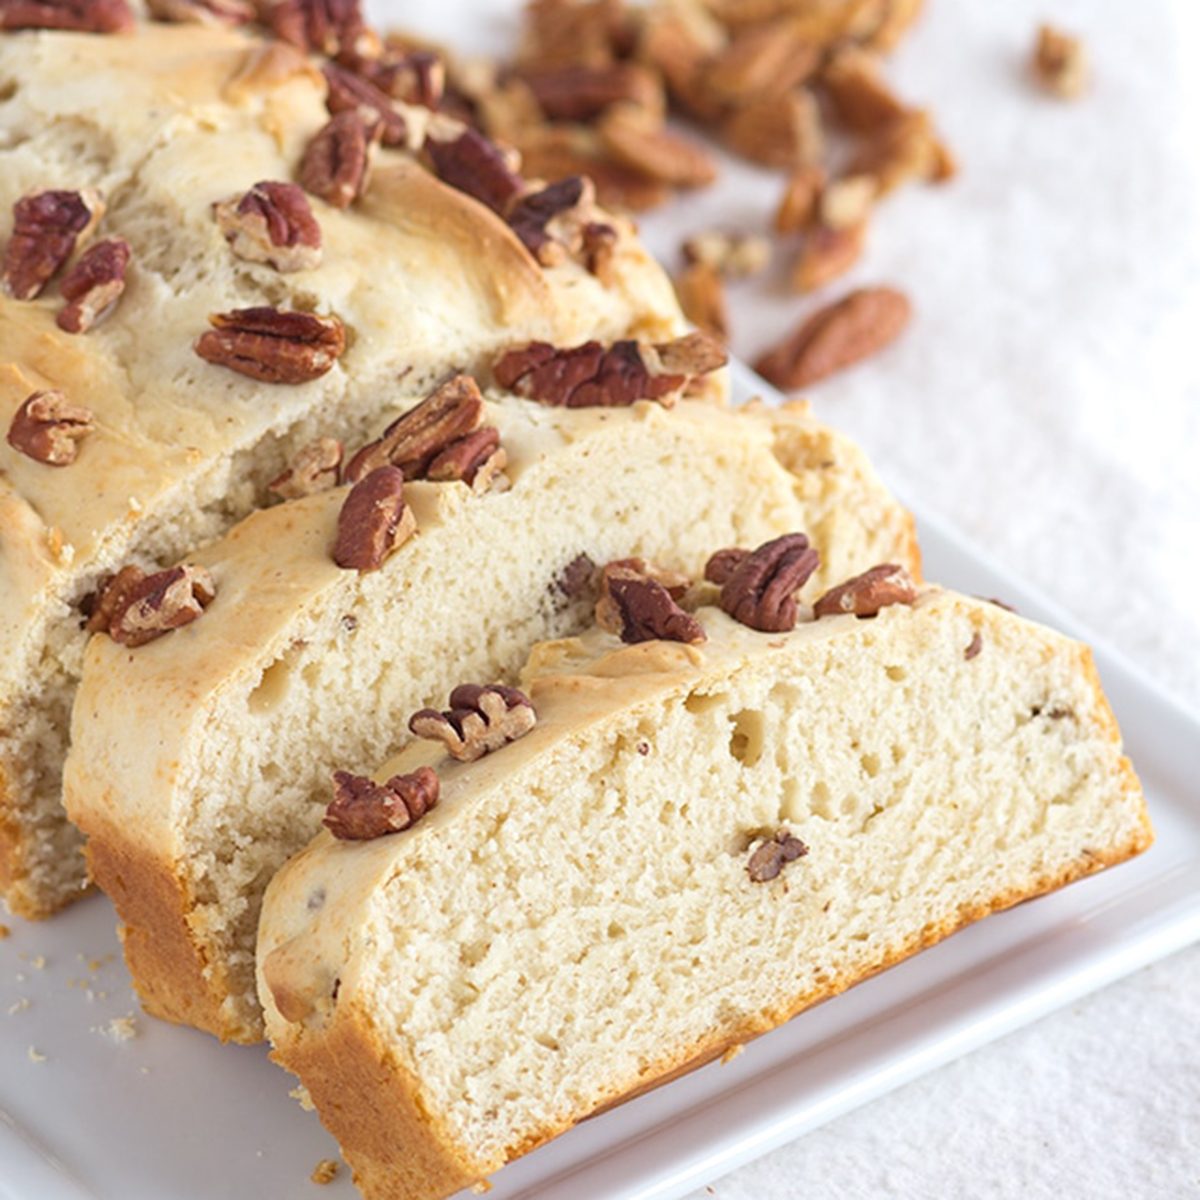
[
  {"left": 0, "top": 23, "right": 684, "bottom": 918},
  {"left": 64, "top": 397, "right": 917, "bottom": 1042},
  {"left": 256, "top": 593, "right": 1150, "bottom": 1200}
]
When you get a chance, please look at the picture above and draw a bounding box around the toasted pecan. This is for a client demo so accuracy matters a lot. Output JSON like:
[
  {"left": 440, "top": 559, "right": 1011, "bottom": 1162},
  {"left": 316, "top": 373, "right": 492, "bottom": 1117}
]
[
  {"left": 7, "top": 390, "right": 94, "bottom": 466},
  {"left": 2, "top": 188, "right": 104, "bottom": 301},
  {"left": 409, "top": 684, "right": 536, "bottom": 762},
  {"left": 813, "top": 562, "right": 917, "bottom": 618},
  {"left": 324, "top": 767, "right": 440, "bottom": 840},
  {"left": 715, "top": 533, "right": 819, "bottom": 632},
  {"left": 56, "top": 237, "right": 130, "bottom": 334},
  {"left": 332, "top": 465, "right": 415, "bottom": 572},
  {"left": 195, "top": 307, "right": 346, "bottom": 384},
  {"left": 214, "top": 181, "right": 321, "bottom": 272}
]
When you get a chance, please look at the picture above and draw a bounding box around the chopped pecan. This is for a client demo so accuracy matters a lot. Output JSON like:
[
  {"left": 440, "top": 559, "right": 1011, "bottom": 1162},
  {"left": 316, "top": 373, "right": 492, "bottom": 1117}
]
[
  {"left": 269, "top": 437, "right": 343, "bottom": 500},
  {"left": 506, "top": 175, "right": 591, "bottom": 266},
  {"left": 345, "top": 48, "right": 444, "bottom": 108},
  {"left": 0, "top": 0, "right": 133, "bottom": 30},
  {"left": 597, "top": 104, "right": 717, "bottom": 189},
  {"left": 813, "top": 563, "right": 918, "bottom": 619},
  {"left": 555, "top": 552, "right": 597, "bottom": 599},
  {"left": 82, "top": 564, "right": 142, "bottom": 634},
  {"left": 747, "top": 830, "right": 808, "bottom": 883},
  {"left": 1032, "top": 25, "right": 1089, "bottom": 100},
  {"left": 410, "top": 683, "right": 536, "bottom": 762},
  {"left": 820, "top": 46, "right": 908, "bottom": 132},
  {"left": 964, "top": 631, "right": 983, "bottom": 661},
  {"left": 595, "top": 559, "right": 703, "bottom": 646},
  {"left": 755, "top": 286, "right": 910, "bottom": 390},
  {"left": 581, "top": 221, "right": 617, "bottom": 283},
  {"left": 321, "top": 63, "right": 407, "bottom": 148},
  {"left": 791, "top": 222, "right": 866, "bottom": 294},
  {"left": 518, "top": 0, "right": 630, "bottom": 69},
  {"left": 56, "top": 237, "right": 130, "bottom": 334},
  {"left": 425, "top": 124, "right": 525, "bottom": 215},
  {"left": 195, "top": 308, "right": 345, "bottom": 384},
  {"left": 94, "top": 564, "right": 216, "bottom": 648},
  {"left": 649, "top": 330, "right": 729, "bottom": 377},
  {"left": 519, "top": 62, "right": 663, "bottom": 122},
  {"left": 638, "top": 2, "right": 725, "bottom": 121},
  {"left": 344, "top": 375, "right": 485, "bottom": 483},
  {"left": 846, "top": 109, "right": 954, "bottom": 196},
  {"left": 721, "top": 89, "right": 823, "bottom": 170},
  {"left": 145, "top": 0, "right": 253, "bottom": 24},
  {"left": 682, "top": 231, "right": 770, "bottom": 280},
  {"left": 2, "top": 189, "right": 104, "bottom": 301},
  {"left": 214, "top": 181, "right": 321, "bottom": 273},
  {"left": 703, "top": 547, "right": 750, "bottom": 585},
  {"left": 774, "top": 165, "right": 826, "bottom": 234},
  {"left": 708, "top": 17, "right": 820, "bottom": 106},
  {"left": 332, "top": 465, "right": 415, "bottom": 572},
  {"left": 426, "top": 426, "right": 507, "bottom": 492},
  {"left": 7, "top": 389, "right": 93, "bottom": 466},
  {"left": 324, "top": 767, "right": 439, "bottom": 840},
  {"left": 263, "top": 0, "right": 365, "bottom": 57},
  {"left": 675, "top": 261, "right": 728, "bottom": 343},
  {"left": 594, "top": 556, "right": 689, "bottom": 632},
  {"left": 298, "top": 111, "right": 378, "bottom": 210},
  {"left": 718, "top": 533, "right": 819, "bottom": 633}
]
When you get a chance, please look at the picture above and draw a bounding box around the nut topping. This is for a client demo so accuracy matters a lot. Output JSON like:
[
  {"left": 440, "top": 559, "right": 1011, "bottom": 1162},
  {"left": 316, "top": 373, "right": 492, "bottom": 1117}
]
[
  {"left": 145, "top": 0, "right": 253, "bottom": 24},
  {"left": 324, "top": 767, "right": 440, "bottom": 840},
  {"left": 409, "top": 684, "right": 536, "bottom": 762},
  {"left": 214, "top": 182, "right": 322, "bottom": 273},
  {"left": 269, "top": 437, "right": 343, "bottom": 500},
  {"left": 555, "top": 552, "right": 597, "bottom": 600},
  {"left": 332, "top": 465, "right": 415, "bottom": 572},
  {"left": 7, "top": 390, "right": 94, "bottom": 466},
  {"left": 702, "top": 547, "right": 750, "bottom": 586},
  {"left": 506, "top": 175, "right": 593, "bottom": 266},
  {"left": 1032, "top": 24, "right": 1089, "bottom": 100},
  {"left": 594, "top": 556, "right": 691, "bottom": 634},
  {"left": 0, "top": 0, "right": 133, "bottom": 30},
  {"left": 264, "top": 0, "right": 365, "bottom": 57},
  {"left": 194, "top": 307, "right": 346, "bottom": 384},
  {"left": 56, "top": 237, "right": 130, "bottom": 334},
  {"left": 716, "top": 533, "right": 820, "bottom": 633},
  {"left": 88, "top": 564, "right": 215, "bottom": 648},
  {"left": 2, "top": 189, "right": 104, "bottom": 301},
  {"left": 813, "top": 563, "right": 918, "bottom": 619},
  {"left": 321, "top": 63, "right": 408, "bottom": 148},
  {"left": 347, "top": 49, "right": 444, "bottom": 109},
  {"left": 424, "top": 125, "right": 526, "bottom": 216},
  {"left": 790, "top": 221, "right": 866, "bottom": 294},
  {"left": 298, "top": 111, "right": 378, "bottom": 210},
  {"left": 599, "top": 570, "right": 705, "bottom": 646},
  {"left": 747, "top": 830, "right": 808, "bottom": 883},
  {"left": 754, "top": 286, "right": 911, "bottom": 391},
  {"left": 426, "top": 426, "right": 507, "bottom": 492}
]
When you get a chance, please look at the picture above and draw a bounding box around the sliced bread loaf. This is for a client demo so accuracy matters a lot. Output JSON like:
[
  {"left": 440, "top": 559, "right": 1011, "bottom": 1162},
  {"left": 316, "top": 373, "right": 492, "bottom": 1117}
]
[{"left": 257, "top": 589, "right": 1150, "bottom": 1200}]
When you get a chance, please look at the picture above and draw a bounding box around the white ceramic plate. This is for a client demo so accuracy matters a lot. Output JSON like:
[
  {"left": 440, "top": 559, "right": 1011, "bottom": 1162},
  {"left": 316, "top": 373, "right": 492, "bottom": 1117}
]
[{"left": 2, "top": 361, "right": 1198, "bottom": 1200}]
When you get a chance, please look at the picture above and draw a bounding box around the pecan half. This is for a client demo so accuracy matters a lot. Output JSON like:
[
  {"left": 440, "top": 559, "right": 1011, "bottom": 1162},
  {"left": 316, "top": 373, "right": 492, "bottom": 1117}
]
[
  {"left": 409, "top": 684, "right": 536, "bottom": 762},
  {"left": 0, "top": 0, "right": 133, "bottom": 30},
  {"left": 846, "top": 110, "right": 954, "bottom": 197},
  {"left": 718, "top": 533, "right": 820, "bottom": 633},
  {"left": 344, "top": 375, "right": 485, "bottom": 483},
  {"left": 821, "top": 46, "right": 908, "bottom": 132},
  {"left": 322, "top": 63, "right": 407, "bottom": 147},
  {"left": 323, "top": 767, "right": 439, "bottom": 840},
  {"left": 92, "top": 564, "right": 215, "bottom": 648},
  {"left": 298, "top": 111, "right": 378, "bottom": 210},
  {"left": 506, "top": 175, "right": 589, "bottom": 265},
  {"left": 214, "top": 182, "right": 321, "bottom": 273},
  {"left": 721, "top": 90, "right": 823, "bottom": 170},
  {"left": 2, "top": 189, "right": 104, "bottom": 301},
  {"left": 264, "top": 0, "right": 365, "bottom": 57},
  {"left": 703, "top": 547, "right": 750, "bottom": 585},
  {"left": 426, "top": 426, "right": 507, "bottom": 492},
  {"left": 7, "top": 389, "right": 93, "bottom": 466},
  {"left": 708, "top": 18, "right": 820, "bottom": 106},
  {"left": 425, "top": 124, "right": 526, "bottom": 216},
  {"left": 519, "top": 62, "right": 663, "bottom": 122},
  {"left": 754, "top": 287, "right": 911, "bottom": 391},
  {"left": 747, "top": 830, "right": 808, "bottom": 883},
  {"left": 56, "top": 237, "right": 130, "bottom": 334},
  {"left": 790, "top": 222, "right": 866, "bottom": 294},
  {"left": 813, "top": 563, "right": 917, "bottom": 619},
  {"left": 601, "top": 573, "right": 705, "bottom": 646},
  {"left": 269, "top": 437, "right": 343, "bottom": 500},
  {"left": 594, "top": 557, "right": 690, "bottom": 635},
  {"left": 145, "top": 0, "right": 253, "bottom": 24},
  {"left": 597, "top": 105, "right": 717, "bottom": 189},
  {"left": 332, "top": 465, "right": 415, "bottom": 571},
  {"left": 194, "top": 307, "right": 345, "bottom": 384},
  {"left": 1032, "top": 25, "right": 1089, "bottom": 100},
  {"left": 774, "top": 165, "right": 826, "bottom": 234}
]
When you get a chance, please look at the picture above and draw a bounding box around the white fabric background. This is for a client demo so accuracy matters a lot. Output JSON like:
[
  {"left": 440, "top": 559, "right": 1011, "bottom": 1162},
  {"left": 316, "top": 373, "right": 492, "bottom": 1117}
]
[{"left": 381, "top": 2, "right": 1200, "bottom": 1195}]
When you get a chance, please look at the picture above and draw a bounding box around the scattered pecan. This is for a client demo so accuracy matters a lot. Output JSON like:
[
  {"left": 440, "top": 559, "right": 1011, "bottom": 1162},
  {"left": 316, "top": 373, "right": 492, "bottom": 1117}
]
[
  {"left": 821, "top": 46, "right": 909, "bottom": 132},
  {"left": 298, "top": 111, "right": 378, "bottom": 210},
  {"left": 813, "top": 563, "right": 918, "bottom": 619},
  {"left": 263, "top": 0, "right": 365, "bottom": 57},
  {"left": 91, "top": 564, "right": 216, "bottom": 648},
  {"left": 964, "top": 631, "right": 983, "bottom": 661},
  {"left": 791, "top": 222, "right": 866, "bottom": 294},
  {"left": 425, "top": 124, "right": 525, "bottom": 215},
  {"left": 846, "top": 110, "right": 954, "bottom": 197},
  {"left": 555, "top": 552, "right": 597, "bottom": 600},
  {"left": 747, "top": 830, "right": 808, "bottom": 883},
  {"left": 55, "top": 237, "right": 130, "bottom": 334},
  {"left": 145, "top": 0, "right": 253, "bottom": 23},
  {"left": 321, "top": 63, "right": 407, "bottom": 148},
  {"left": 324, "top": 767, "right": 440, "bottom": 840},
  {"left": 213, "top": 181, "right": 321, "bottom": 273},
  {"left": 269, "top": 437, "right": 343, "bottom": 500},
  {"left": 519, "top": 62, "right": 663, "bottom": 122},
  {"left": 332, "top": 465, "right": 415, "bottom": 572},
  {"left": 409, "top": 684, "right": 536, "bottom": 762},
  {"left": 597, "top": 104, "right": 717, "bottom": 189},
  {"left": 344, "top": 375, "right": 485, "bottom": 483},
  {"left": 426, "top": 426, "right": 507, "bottom": 492},
  {"left": 594, "top": 556, "right": 689, "bottom": 633},
  {"left": 675, "top": 261, "right": 728, "bottom": 342},
  {"left": 721, "top": 90, "right": 823, "bottom": 170},
  {"left": 0, "top": 0, "right": 133, "bottom": 30},
  {"left": 1032, "top": 24, "right": 1089, "bottom": 99},
  {"left": 755, "top": 286, "right": 911, "bottom": 390},
  {"left": 774, "top": 165, "right": 826, "bottom": 234},
  {"left": 682, "top": 231, "right": 770, "bottom": 280},
  {"left": 2, "top": 189, "right": 104, "bottom": 301},
  {"left": 195, "top": 307, "right": 345, "bottom": 384},
  {"left": 596, "top": 561, "right": 704, "bottom": 646},
  {"left": 7, "top": 389, "right": 93, "bottom": 466},
  {"left": 702, "top": 547, "right": 749, "bottom": 586},
  {"left": 717, "top": 534, "right": 820, "bottom": 633},
  {"left": 708, "top": 17, "right": 820, "bottom": 106},
  {"left": 517, "top": 0, "right": 630, "bottom": 69}
]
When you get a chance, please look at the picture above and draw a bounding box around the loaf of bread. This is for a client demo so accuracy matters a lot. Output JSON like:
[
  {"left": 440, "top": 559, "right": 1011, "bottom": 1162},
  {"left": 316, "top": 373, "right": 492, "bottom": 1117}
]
[
  {"left": 0, "top": 21, "right": 685, "bottom": 918},
  {"left": 257, "top": 588, "right": 1150, "bottom": 1200},
  {"left": 65, "top": 392, "right": 917, "bottom": 1042}
]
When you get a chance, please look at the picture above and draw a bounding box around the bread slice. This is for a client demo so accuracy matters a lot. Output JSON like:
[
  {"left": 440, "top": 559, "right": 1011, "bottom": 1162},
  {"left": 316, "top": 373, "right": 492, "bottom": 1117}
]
[
  {"left": 64, "top": 395, "right": 917, "bottom": 1043},
  {"left": 0, "top": 24, "right": 684, "bottom": 917},
  {"left": 256, "top": 590, "right": 1149, "bottom": 1200}
]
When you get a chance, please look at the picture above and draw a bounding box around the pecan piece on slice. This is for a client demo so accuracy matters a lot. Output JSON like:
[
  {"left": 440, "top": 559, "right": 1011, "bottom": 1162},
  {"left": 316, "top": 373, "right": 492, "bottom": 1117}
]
[
  {"left": 344, "top": 48, "right": 444, "bottom": 108},
  {"left": 600, "top": 572, "right": 705, "bottom": 646},
  {"left": 195, "top": 307, "right": 345, "bottom": 384},
  {"left": 56, "top": 237, "right": 130, "bottom": 334},
  {"left": 321, "top": 63, "right": 407, "bottom": 147},
  {"left": 426, "top": 426, "right": 507, "bottom": 492},
  {"left": 323, "top": 767, "right": 439, "bottom": 841},
  {"left": 506, "top": 175, "right": 594, "bottom": 267},
  {"left": 0, "top": 0, "right": 133, "bottom": 30},
  {"left": 332, "top": 465, "right": 415, "bottom": 572},
  {"left": 298, "top": 111, "right": 378, "bottom": 210},
  {"left": 754, "top": 287, "right": 911, "bottom": 391},
  {"left": 424, "top": 124, "right": 525, "bottom": 215},
  {"left": 264, "top": 0, "right": 365, "bottom": 57},
  {"left": 555, "top": 552, "right": 598, "bottom": 600},
  {"left": 344, "top": 375, "right": 485, "bottom": 483},
  {"left": 409, "top": 684, "right": 536, "bottom": 763},
  {"left": 703, "top": 547, "right": 750, "bottom": 586},
  {"left": 581, "top": 221, "right": 617, "bottom": 284},
  {"left": 145, "top": 0, "right": 253, "bottom": 24},
  {"left": 813, "top": 563, "right": 918, "bottom": 619},
  {"left": 597, "top": 104, "right": 717, "bottom": 189},
  {"left": 97, "top": 564, "right": 216, "bottom": 648},
  {"left": 594, "top": 557, "right": 691, "bottom": 636},
  {"left": 717, "top": 533, "right": 820, "bottom": 633},
  {"left": 3, "top": 188, "right": 104, "bottom": 301},
  {"left": 747, "top": 829, "right": 809, "bottom": 883},
  {"left": 214, "top": 182, "right": 321, "bottom": 273},
  {"left": 1032, "top": 24, "right": 1089, "bottom": 100},
  {"left": 7, "top": 390, "right": 94, "bottom": 466},
  {"left": 269, "top": 436, "right": 343, "bottom": 500}
]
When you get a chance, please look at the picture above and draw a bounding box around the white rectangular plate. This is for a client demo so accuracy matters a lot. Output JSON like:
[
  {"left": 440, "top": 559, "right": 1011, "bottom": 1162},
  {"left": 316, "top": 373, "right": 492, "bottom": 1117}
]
[{"left": 2, "top": 368, "right": 1198, "bottom": 1200}]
